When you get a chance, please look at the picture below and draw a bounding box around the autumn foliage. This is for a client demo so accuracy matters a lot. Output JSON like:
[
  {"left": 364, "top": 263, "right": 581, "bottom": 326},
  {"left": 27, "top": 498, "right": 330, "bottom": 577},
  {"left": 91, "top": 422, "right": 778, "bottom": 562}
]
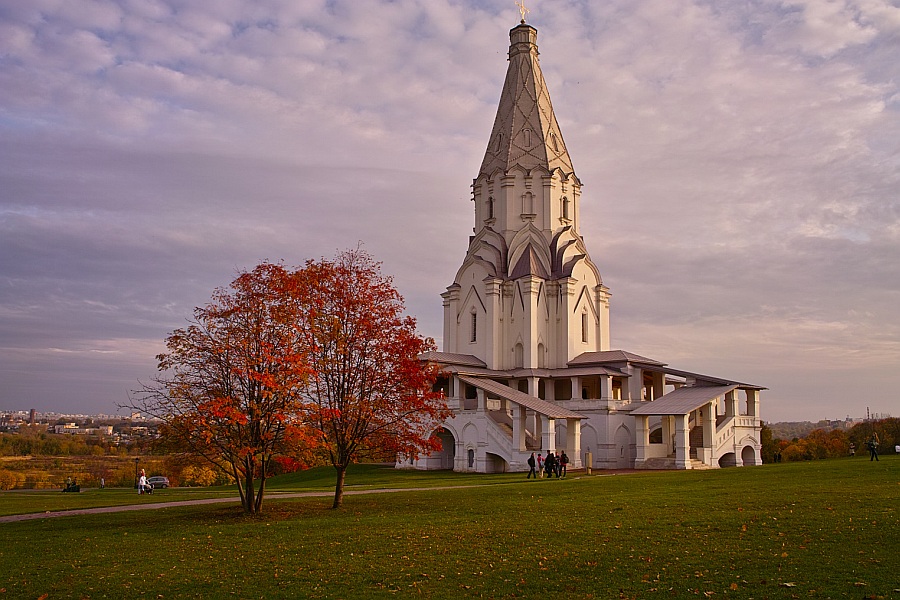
[
  {"left": 291, "top": 249, "right": 450, "bottom": 508},
  {"left": 135, "top": 250, "right": 449, "bottom": 513},
  {"left": 135, "top": 263, "right": 315, "bottom": 514}
]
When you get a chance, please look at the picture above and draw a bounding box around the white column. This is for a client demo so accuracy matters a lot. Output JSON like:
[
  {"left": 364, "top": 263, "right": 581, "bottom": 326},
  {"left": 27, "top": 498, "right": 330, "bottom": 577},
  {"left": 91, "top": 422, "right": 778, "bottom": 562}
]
[
  {"left": 725, "top": 390, "right": 738, "bottom": 418},
  {"left": 635, "top": 415, "right": 649, "bottom": 464},
  {"left": 652, "top": 372, "right": 665, "bottom": 401},
  {"left": 596, "top": 284, "right": 611, "bottom": 351},
  {"left": 513, "top": 405, "right": 526, "bottom": 451},
  {"left": 571, "top": 376, "right": 582, "bottom": 400},
  {"left": 521, "top": 276, "right": 541, "bottom": 368},
  {"left": 542, "top": 416, "right": 556, "bottom": 454},
  {"left": 566, "top": 418, "right": 582, "bottom": 468},
  {"left": 441, "top": 285, "right": 460, "bottom": 353},
  {"left": 674, "top": 414, "right": 690, "bottom": 469},
  {"left": 746, "top": 390, "right": 760, "bottom": 418},
  {"left": 703, "top": 401, "right": 715, "bottom": 466},
  {"left": 599, "top": 375, "right": 611, "bottom": 400},
  {"left": 628, "top": 367, "right": 643, "bottom": 401},
  {"left": 484, "top": 278, "right": 502, "bottom": 370}
]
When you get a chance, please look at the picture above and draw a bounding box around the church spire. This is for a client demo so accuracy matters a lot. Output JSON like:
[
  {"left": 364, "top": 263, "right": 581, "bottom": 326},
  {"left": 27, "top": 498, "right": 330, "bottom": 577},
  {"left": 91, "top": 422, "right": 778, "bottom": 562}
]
[{"left": 479, "top": 23, "right": 575, "bottom": 178}]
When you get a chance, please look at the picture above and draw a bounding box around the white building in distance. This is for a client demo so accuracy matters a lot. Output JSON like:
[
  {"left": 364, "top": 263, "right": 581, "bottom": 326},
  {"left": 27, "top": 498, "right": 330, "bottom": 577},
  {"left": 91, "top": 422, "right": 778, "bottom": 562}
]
[{"left": 402, "top": 19, "right": 764, "bottom": 473}]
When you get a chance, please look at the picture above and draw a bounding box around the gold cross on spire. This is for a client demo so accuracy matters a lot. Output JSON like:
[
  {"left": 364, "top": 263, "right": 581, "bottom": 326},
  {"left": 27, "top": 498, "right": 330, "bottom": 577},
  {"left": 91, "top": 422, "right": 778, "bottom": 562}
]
[{"left": 515, "top": 0, "right": 530, "bottom": 24}]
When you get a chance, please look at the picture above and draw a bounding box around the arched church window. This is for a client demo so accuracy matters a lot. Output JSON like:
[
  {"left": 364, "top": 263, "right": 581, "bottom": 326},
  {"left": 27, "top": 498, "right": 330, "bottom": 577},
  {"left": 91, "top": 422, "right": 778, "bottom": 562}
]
[
  {"left": 581, "top": 310, "right": 589, "bottom": 343},
  {"left": 470, "top": 310, "right": 477, "bottom": 343},
  {"left": 523, "top": 128, "right": 532, "bottom": 148},
  {"left": 561, "top": 196, "right": 569, "bottom": 220},
  {"left": 514, "top": 343, "right": 524, "bottom": 368},
  {"left": 537, "top": 343, "right": 545, "bottom": 368},
  {"left": 487, "top": 196, "right": 494, "bottom": 220}
]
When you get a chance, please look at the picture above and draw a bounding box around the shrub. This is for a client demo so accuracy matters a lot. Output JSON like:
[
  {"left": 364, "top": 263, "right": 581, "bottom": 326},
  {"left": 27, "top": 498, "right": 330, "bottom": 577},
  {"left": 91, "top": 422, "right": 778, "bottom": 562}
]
[{"left": 0, "top": 469, "right": 25, "bottom": 490}]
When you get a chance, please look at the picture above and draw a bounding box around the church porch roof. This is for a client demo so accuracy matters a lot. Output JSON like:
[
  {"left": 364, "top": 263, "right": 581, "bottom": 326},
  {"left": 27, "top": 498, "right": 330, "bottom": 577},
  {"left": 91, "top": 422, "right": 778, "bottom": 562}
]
[
  {"left": 458, "top": 375, "right": 582, "bottom": 419},
  {"left": 630, "top": 385, "right": 739, "bottom": 416},
  {"left": 568, "top": 350, "right": 666, "bottom": 367}
]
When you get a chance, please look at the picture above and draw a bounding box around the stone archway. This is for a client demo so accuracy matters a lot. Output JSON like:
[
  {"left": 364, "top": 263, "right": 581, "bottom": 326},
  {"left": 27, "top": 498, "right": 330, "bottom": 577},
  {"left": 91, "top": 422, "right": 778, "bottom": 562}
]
[
  {"left": 741, "top": 445, "right": 758, "bottom": 466},
  {"left": 434, "top": 427, "right": 456, "bottom": 470},
  {"left": 615, "top": 424, "right": 633, "bottom": 469}
]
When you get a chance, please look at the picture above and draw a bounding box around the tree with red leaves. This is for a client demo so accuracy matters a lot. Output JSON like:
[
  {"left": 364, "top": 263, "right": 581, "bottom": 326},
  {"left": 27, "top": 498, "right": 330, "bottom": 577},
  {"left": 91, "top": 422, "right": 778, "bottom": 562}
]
[
  {"left": 133, "top": 263, "right": 315, "bottom": 514},
  {"left": 291, "top": 248, "right": 450, "bottom": 508}
]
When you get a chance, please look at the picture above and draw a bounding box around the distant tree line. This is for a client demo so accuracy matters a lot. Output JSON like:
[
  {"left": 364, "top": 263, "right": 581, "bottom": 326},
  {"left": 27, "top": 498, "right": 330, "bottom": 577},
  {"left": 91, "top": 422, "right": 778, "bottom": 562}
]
[
  {"left": 0, "top": 432, "right": 135, "bottom": 456},
  {"left": 761, "top": 418, "right": 899, "bottom": 462}
]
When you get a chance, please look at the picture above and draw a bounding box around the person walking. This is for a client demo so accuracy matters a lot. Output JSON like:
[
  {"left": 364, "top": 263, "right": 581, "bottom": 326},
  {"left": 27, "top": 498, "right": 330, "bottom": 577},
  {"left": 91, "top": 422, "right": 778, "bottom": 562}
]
[
  {"left": 867, "top": 434, "right": 879, "bottom": 461},
  {"left": 527, "top": 453, "right": 537, "bottom": 479},
  {"left": 560, "top": 451, "right": 569, "bottom": 478},
  {"left": 536, "top": 452, "right": 544, "bottom": 478}
]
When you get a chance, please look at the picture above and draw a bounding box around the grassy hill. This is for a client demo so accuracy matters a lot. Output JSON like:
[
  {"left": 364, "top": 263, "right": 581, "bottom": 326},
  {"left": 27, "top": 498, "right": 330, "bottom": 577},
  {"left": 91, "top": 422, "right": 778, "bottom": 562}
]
[{"left": 0, "top": 458, "right": 896, "bottom": 598}]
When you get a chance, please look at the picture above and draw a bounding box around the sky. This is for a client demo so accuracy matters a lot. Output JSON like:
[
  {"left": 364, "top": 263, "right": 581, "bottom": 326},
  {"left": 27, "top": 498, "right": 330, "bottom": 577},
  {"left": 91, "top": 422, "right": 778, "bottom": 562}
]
[{"left": 1, "top": 0, "right": 898, "bottom": 422}]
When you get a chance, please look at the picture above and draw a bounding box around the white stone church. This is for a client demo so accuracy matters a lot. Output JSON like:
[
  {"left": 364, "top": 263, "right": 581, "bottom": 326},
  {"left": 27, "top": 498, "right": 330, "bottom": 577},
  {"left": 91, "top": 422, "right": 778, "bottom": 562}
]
[{"left": 400, "top": 19, "right": 764, "bottom": 473}]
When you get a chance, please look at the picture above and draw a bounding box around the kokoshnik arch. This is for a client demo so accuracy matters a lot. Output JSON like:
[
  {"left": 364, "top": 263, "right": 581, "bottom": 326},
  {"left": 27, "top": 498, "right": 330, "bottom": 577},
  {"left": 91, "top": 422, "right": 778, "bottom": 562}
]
[{"left": 399, "top": 16, "right": 765, "bottom": 473}]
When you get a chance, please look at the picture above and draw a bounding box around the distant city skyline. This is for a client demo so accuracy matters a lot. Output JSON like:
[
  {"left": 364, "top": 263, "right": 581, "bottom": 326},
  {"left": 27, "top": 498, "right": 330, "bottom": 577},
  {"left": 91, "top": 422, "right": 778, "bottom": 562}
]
[{"left": 2, "top": 1, "right": 898, "bottom": 422}]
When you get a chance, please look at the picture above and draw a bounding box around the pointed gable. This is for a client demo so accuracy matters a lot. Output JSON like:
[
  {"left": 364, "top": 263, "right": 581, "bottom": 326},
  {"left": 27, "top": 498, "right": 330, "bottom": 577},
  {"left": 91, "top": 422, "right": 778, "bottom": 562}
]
[
  {"left": 509, "top": 243, "right": 550, "bottom": 279},
  {"left": 479, "top": 24, "right": 575, "bottom": 178}
]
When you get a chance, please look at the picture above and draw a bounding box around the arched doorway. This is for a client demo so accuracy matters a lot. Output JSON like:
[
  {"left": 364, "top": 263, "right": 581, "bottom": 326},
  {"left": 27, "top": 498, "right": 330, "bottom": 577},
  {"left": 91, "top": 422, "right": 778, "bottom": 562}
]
[
  {"left": 434, "top": 428, "right": 456, "bottom": 470},
  {"left": 615, "top": 425, "right": 633, "bottom": 468},
  {"left": 741, "top": 445, "right": 758, "bottom": 466}
]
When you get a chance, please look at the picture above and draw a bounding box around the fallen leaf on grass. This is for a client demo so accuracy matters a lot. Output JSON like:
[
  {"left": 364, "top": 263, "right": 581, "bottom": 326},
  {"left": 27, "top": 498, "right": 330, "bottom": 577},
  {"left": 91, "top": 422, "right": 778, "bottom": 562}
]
[{"left": 780, "top": 582, "right": 796, "bottom": 587}]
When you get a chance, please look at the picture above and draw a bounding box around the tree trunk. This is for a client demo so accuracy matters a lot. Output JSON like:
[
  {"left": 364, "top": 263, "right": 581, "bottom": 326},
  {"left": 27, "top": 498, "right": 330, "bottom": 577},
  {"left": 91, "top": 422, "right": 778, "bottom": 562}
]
[
  {"left": 232, "top": 462, "right": 247, "bottom": 511},
  {"left": 254, "top": 474, "right": 266, "bottom": 514},
  {"left": 332, "top": 466, "right": 346, "bottom": 509},
  {"left": 243, "top": 456, "right": 256, "bottom": 514}
]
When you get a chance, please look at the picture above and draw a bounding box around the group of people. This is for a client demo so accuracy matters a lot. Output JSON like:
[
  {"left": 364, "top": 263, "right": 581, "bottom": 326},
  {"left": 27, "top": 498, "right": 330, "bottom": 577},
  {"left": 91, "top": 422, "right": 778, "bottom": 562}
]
[{"left": 527, "top": 451, "right": 569, "bottom": 479}]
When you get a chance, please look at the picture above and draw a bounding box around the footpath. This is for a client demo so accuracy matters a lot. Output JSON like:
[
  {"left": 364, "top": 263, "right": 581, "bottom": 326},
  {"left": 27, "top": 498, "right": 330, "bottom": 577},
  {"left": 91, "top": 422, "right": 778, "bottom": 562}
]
[{"left": 0, "top": 485, "right": 486, "bottom": 524}]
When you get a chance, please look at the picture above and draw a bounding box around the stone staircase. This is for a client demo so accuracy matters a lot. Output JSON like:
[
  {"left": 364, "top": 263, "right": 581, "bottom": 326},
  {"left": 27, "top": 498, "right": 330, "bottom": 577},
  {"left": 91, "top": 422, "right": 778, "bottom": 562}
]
[{"left": 491, "top": 412, "right": 540, "bottom": 450}]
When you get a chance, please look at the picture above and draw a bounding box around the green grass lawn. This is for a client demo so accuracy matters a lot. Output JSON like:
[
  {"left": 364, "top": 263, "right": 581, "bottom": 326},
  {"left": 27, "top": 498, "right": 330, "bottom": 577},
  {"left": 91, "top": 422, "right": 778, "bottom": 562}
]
[{"left": 0, "top": 458, "right": 897, "bottom": 599}]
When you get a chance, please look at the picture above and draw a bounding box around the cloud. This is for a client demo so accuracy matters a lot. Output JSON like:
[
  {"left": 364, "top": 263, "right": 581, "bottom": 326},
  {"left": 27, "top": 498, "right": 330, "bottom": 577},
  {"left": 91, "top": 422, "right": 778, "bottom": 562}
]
[{"left": 0, "top": 0, "right": 898, "bottom": 422}]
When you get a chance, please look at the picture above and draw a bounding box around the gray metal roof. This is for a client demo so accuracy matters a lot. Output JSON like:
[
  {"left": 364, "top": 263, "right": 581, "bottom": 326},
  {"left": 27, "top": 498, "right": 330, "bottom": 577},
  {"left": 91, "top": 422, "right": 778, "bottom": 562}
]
[
  {"left": 641, "top": 366, "right": 766, "bottom": 391},
  {"left": 457, "top": 375, "right": 582, "bottom": 419},
  {"left": 419, "top": 352, "right": 487, "bottom": 368},
  {"left": 568, "top": 350, "right": 666, "bottom": 367},
  {"left": 630, "top": 385, "right": 738, "bottom": 415}
]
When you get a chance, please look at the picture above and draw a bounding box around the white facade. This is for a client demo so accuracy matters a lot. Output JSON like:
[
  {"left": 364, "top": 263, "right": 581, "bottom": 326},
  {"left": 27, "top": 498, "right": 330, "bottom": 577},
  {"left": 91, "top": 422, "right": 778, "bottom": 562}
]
[{"left": 400, "top": 21, "right": 763, "bottom": 473}]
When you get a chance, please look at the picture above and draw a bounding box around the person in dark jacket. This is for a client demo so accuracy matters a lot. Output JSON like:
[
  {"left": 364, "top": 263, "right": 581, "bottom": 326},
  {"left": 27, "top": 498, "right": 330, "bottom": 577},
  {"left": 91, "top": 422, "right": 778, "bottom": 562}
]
[
  {"left": 545, "top": 452, "right": 556, "bottom": 478},
  {"left": 527, "top": 453, "right": 537, "bottom": 478},
  {"left": 560, "top": 451, "right": 569, "bottom": 478},
  {"left": 867, "top": 434, "right": 879, "bottom": 461}
]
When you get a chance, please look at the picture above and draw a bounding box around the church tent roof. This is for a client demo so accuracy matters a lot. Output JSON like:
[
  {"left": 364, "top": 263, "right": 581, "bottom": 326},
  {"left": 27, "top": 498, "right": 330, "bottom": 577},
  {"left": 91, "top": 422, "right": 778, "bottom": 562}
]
[
  {"left": 478, "top": 24, "right": 575, "bottom": 178},
  {"left": 630, "top": 385, "right": 738, "bottom": 416},
  {"left": 458, "top": 375, "right": 582, "bottom": 419}
]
